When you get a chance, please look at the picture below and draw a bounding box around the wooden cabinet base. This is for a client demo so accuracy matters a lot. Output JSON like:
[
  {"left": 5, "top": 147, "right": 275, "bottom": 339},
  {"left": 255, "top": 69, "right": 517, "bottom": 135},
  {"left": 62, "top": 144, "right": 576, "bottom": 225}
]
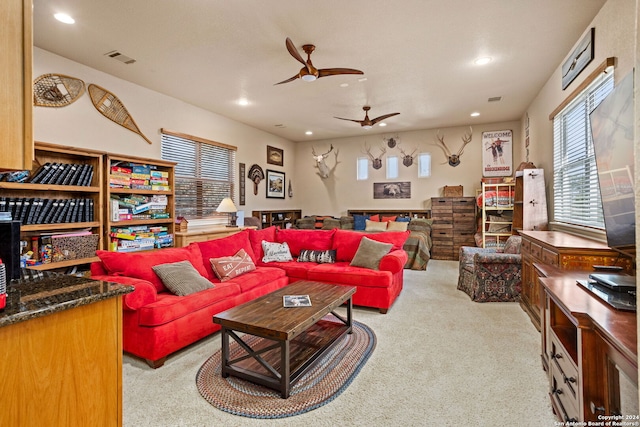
[{"left": 0, "top": 298, "right": 123, "bottom": 426}]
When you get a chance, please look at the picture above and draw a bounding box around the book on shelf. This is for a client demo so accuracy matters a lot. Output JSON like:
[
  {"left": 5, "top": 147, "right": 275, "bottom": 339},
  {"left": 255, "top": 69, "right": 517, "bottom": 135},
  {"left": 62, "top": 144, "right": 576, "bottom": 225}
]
[
  {"left": 283, "top": 295, "right": 312, "bottom": 307},
  {"left": 38, "top": 162, "right": 61, "bottom": 184},
  {"left": 80, "top": 165, "right": 94, "bottom": 187},
  {"left": 46, "top": 163, "right": 67, "bottom": 185},
  {"left": 29, "top": 163, "right": 51, "bottom": 183},
  {"left": 60, "top": 164, "right": 80, "bottom": 185}
]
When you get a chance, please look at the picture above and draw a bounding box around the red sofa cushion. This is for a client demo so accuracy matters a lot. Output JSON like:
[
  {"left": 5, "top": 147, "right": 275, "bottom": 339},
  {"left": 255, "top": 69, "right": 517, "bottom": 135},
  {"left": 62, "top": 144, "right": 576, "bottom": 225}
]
[
  {"left": 138, "top": 282, "right": 241, "bottom": 326},
  {"left": 195, "top": 230, "right": 255, "bottom": 279},
  {"left": 307, "top": 262, "right": 393, "bottom": 288},
  {"left": 226, "top": 266, "right": 287, "bottom": 293},
  {"left": 248, "top": 226, "right": 277, "bottom": 262},
  {"left": 332, "top": 229, "right": 410, "bottom": 262},
  {"left": 96, "top": 245, "right": 207, "bottom": 293},
  {"left": 276, "top": 229, "right": 335, "bottom": 256}
]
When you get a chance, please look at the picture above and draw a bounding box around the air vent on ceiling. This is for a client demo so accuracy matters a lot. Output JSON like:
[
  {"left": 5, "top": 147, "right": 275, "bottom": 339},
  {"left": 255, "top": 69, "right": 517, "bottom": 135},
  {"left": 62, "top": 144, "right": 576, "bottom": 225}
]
[
  {"left": 488, "top": 96, "right": 502, "bottom": 102},
  {"left": 104, "top": 50, "right": 136, "bottom": 65},
  {"left": 274, "top": 124, "right": 286, "bottom": 128}
]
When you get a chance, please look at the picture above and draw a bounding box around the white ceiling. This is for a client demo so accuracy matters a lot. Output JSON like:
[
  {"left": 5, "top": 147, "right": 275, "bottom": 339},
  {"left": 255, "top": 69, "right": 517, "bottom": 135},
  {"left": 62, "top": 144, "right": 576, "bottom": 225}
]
[{"left": 33, "top": 0, "right": 607, "bottom": 142}]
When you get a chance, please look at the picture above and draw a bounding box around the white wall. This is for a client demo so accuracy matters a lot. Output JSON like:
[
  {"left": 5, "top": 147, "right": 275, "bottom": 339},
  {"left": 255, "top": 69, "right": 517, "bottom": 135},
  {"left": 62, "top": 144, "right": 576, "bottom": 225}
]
[
  {"left": 519, "top": 0, "right": 635, "bottom": 228},
  {"left": 293, "top": 121, "right": 521, "bottom": 217},
  {"left": 33, "top": 47, "right": 299, "bottom": 218}
]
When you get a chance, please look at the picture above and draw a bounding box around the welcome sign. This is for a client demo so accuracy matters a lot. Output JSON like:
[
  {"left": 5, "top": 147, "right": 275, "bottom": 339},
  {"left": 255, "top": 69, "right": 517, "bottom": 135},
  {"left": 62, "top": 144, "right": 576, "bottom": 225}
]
[{"left": 482, "top": 130, "right": 513, "bottom": 177}]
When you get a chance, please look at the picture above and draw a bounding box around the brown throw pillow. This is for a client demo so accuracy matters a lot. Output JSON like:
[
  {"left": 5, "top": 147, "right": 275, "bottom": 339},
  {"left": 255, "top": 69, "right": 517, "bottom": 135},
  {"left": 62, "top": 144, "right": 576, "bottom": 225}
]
[
  {"left": 350, "top": 237, "right": 393, "bottom": 270},
  {"left": 152, "top": 260, "right": 214, "bottom": 296},
  {"left": 210, "top": 248, "right": 257, "bottom": 281}
]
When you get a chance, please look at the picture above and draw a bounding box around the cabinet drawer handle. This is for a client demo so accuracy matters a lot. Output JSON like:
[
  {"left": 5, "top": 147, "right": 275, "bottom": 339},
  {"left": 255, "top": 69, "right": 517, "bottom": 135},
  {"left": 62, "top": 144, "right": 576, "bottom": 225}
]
[
  {"left": 563, "top": 375, "right": 576, "bottom": 384},
  {"left": 551, "top": 352, "right": 563, "bottom": 360},
  {"left": 553, "top": 388, "right": 563, "bottom": 395},
  {"left": 590, "top": 401, "right": 605, "bottom": 414}
]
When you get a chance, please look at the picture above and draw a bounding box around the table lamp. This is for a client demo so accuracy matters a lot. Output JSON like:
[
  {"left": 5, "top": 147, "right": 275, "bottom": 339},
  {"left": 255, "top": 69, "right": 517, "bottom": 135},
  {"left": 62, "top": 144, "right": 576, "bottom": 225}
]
[{"left": 216, "top": 198, "right": 238, "bottom": 227}]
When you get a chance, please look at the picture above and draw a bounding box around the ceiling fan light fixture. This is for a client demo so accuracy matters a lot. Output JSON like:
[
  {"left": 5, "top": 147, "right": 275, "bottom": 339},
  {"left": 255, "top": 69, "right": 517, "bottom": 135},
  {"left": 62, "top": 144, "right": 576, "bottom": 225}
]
[
  {"left": 362, "top": 125, "right": 373, "bottom": 130},
  {"left": 301, "top": 74, "right": 317, "bottom": 82}
]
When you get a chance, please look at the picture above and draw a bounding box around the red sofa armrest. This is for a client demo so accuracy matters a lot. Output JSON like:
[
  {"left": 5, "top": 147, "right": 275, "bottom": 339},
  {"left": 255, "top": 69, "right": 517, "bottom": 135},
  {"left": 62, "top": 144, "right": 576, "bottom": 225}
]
[
  {"left": 91, "top": 274, "right": 157, "bottom": 311},
  {"left": 379, "top": 249, "right": 408, "bottom": 274}
]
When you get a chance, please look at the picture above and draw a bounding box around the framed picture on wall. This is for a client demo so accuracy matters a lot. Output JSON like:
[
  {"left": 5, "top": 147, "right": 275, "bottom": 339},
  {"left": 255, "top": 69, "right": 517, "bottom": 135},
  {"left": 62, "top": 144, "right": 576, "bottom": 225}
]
[
  {"left": 267, "top": 146, "right": 284, "bottom": 166},
  {"left": 266, "top": 169, "right": 285, "bottom": 199},
  {"left": 482, "top": 130, "right": 513, "bottom": 177},
  {"left": 373, "top": 182, "right": 411, "bottom": 199}
]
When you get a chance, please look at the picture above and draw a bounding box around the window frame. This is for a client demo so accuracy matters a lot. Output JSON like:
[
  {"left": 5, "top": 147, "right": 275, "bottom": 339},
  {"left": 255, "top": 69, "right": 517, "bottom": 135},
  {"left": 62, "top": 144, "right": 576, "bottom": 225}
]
[{"left": 160, "top": 129, "right": 236, "bottom": 221}]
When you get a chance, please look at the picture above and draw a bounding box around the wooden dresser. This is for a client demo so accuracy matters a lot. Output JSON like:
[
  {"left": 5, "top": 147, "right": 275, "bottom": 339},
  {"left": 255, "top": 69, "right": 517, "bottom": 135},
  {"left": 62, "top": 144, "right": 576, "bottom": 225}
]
[
  {"left": 519, "top": 231, "right": 633, "bottom": 332},
  {"left": 540, "top": 273, "right": 637, "bottom": 422},
  {"left": 430, "top": 197, "right": 475, "bottom": 260}
]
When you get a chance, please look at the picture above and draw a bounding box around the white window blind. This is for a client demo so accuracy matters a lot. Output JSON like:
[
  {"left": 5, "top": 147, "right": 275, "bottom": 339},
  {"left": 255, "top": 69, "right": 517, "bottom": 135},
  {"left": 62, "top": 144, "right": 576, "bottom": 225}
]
[
  {"left": 161, "top": 131, "right": 236, "bottom": 219},
  {"left": 553, "top": 70, "right": 614, "bottom": 229},
  {"left": 386, "top": 156, "right": 398, "bottom": 179},
  {"left": 356, "top": 157, "right": 368, "bottom": 180},
  {"left": 418, "top": 152, "right": 431, "bottom": 178}
]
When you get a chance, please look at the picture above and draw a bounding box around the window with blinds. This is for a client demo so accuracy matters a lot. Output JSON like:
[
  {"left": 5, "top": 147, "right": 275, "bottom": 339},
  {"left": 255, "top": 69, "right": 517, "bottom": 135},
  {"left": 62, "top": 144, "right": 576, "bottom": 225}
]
[
  {"left": 552, "top": 70, "right": 614, "bottom": 229},
  {"left": 161, "top": 131, "right": 236, "bottom": 219}
]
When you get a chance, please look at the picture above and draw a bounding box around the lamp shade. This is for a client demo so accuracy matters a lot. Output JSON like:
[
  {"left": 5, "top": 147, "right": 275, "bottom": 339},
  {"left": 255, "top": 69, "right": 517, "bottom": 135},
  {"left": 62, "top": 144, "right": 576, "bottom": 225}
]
[{"left": 216, "top": 198, "right": 237, "bottom": 213}]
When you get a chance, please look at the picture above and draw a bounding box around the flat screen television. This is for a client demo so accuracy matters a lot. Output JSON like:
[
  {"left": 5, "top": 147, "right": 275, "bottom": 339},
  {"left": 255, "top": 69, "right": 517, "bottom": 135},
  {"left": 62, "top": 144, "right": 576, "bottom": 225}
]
[{"left": 590, "top": 71, "right": 635, "bottom": 257}]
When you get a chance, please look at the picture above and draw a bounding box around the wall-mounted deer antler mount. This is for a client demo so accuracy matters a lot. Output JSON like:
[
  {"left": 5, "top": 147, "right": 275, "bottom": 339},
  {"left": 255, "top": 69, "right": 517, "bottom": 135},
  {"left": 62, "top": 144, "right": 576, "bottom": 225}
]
[
  {"left": 399, "top": 145, "right": 417, "bottom": 167},
  {"left": 363, "top": 143, "right": 386, "bottom": 170},
  {"left": 312, "top": 144, "right": 339, "bottom": 179},
  {"left": 433, "top": 127, "right": 473, "bottom": 167},
  {"left": 384, "top": 135, "right": 399, "bottom": 148}
]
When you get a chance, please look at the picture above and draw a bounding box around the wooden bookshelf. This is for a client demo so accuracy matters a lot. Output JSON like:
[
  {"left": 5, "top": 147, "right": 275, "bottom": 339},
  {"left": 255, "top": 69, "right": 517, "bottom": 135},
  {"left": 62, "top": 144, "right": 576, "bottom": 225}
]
[{"left": 252, "top": 209, "right": 301, "bottom": 229}]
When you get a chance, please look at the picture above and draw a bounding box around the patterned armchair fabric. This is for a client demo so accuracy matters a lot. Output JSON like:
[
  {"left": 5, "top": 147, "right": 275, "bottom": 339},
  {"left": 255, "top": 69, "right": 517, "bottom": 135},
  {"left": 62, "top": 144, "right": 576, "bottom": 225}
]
[{"left": 457, "top": 235, "right": 522, "bottom": 302}]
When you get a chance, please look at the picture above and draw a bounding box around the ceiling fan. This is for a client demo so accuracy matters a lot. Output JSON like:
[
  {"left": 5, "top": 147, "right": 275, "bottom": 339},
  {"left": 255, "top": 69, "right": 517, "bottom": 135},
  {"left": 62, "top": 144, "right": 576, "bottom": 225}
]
[
  {"left": 275, "top": 37, "right": 364, "bottom": 85},
  {"left": 334, "top": 106, "right": 400, "bottom": 130}
]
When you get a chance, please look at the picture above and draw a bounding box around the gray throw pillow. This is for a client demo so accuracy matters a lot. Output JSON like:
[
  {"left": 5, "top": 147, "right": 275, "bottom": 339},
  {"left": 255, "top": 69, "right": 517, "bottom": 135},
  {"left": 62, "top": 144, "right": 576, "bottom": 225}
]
[
  {"left": 350, "top": 237, "right": 393, "bottom": 270},
  {"left": 152, "top": 260, "right": 214, "bottom": 296}
]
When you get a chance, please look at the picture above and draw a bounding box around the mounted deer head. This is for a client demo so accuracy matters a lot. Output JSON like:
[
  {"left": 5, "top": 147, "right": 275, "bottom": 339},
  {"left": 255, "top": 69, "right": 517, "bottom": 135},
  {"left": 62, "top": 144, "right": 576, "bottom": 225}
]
[
  {"left": 363, "top": 143, "right": 386, "bottom": 170},
  {"left": 433, "top": 127, "right": 473, "bottom": 167},
  {"left": 312, "top": 144, "right": 336, "bottom": 179},
  {"left": 399, "top": 146, "right": 417, "bottom": 167}
]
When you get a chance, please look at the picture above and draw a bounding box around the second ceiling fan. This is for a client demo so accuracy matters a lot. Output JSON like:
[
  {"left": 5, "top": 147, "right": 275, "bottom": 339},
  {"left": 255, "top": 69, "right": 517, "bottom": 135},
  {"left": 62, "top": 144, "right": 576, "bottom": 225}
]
[
  {"left": 334, "top": 106, "right": 400, "bottom": 129},
  {"left": 275, "top": 37, "right": 364, "bottom": 85}
]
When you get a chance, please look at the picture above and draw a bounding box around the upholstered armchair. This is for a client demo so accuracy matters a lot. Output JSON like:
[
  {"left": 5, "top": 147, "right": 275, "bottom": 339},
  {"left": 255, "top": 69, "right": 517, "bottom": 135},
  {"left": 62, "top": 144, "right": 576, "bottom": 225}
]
[{"left": 457, "top": 235, "right": 522, "bottom": 302}]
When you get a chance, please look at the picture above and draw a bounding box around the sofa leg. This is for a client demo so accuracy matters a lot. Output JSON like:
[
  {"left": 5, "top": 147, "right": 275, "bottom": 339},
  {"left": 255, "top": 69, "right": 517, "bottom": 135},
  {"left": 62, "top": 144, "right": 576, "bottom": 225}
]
[
  {"left": 379, "top": 308, "right": 388, "bottom": 314},
  {"left": 145, "top": 357, "right": 167, "bottom": 369}
]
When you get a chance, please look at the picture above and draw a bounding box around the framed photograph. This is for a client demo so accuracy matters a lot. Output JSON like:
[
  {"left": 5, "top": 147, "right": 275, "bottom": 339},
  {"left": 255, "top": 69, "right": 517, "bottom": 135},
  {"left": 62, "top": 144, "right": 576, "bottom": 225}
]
[
  {"left": 562, "top": 27, "right": 594, "bottom": 90},
  {"left": 266, "top": 169, "right": 285, "bottom": 198},
  {"left": 482, "top": 130, "right": 513, "bottom": 177},
  {"left": 283, "top": 295, "right": 312, "bottom": 307},
  {"left": 373, "top": 182, "right": 411, "bottom": 199},
  {"left": 238, "top": 162, "right": 246, "bottom": 205},
  {"left": 267, "top": 146, "right": 284, "bottom": 166}
]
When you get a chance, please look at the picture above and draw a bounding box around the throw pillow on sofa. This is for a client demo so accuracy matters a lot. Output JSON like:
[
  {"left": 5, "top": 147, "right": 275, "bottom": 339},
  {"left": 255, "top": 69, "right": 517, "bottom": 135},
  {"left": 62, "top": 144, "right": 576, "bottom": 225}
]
[
  {"left": 151, "top": 260, "right": 214, "bottom": 296},
  {"left": 210, "top": 248, "right": 256, "bottom": 281},
  {"left": 365, "top": 219, "right": 387, "bottom": 232},
  {"left": 297, "top": 249, "right": 337, "bottom": 264},
  {"left": 350, "top": 237, "right": 393, "bottom": 270},
  {"left": 262, "top": 241, "right": 293, "bottom": 263},
  {"left": 387, "top": 221, "right": 409, "bottom": 231}
]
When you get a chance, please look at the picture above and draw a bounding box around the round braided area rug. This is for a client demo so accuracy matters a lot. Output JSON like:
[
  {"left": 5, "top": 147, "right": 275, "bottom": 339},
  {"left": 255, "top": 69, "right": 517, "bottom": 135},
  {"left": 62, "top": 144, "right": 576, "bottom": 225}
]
[{"left": 196, "top": 321, "right": 376, "bottom": 419}]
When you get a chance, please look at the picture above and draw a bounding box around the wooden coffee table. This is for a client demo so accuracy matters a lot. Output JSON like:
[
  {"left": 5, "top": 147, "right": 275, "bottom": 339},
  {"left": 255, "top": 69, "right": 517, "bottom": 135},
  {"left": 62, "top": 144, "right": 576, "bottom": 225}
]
[{"left": 213, "top": 281, "right": 356, "bottom": 398}]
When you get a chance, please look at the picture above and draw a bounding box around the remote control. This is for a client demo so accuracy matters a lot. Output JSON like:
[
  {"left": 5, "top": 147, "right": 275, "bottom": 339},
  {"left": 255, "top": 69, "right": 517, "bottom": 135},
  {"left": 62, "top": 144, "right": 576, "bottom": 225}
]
[{"left": 591, "top": 265, "right": 624, "bottom": 271}]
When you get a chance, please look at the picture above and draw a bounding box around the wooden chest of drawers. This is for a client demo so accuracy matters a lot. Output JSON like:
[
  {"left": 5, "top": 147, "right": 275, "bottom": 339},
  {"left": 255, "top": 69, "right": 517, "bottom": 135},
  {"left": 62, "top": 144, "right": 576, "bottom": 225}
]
[
  {"left": 431, "top": 197, "right": 476, "bottom": 260},
  {"left": 519, "top": 230, "right": 633, "bottom": 333}
]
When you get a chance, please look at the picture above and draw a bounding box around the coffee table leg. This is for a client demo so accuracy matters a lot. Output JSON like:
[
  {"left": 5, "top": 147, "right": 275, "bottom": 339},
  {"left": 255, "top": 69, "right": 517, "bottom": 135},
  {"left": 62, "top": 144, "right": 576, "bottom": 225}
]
[
  {"left": 346, "top": 296, "right": 353, "bottom": 334},
  {"left": 221, "top": 326, "right": 230, "bottom": 378},
  {"left": 280, "top": 340, "right": 290, "bottom": 398}
]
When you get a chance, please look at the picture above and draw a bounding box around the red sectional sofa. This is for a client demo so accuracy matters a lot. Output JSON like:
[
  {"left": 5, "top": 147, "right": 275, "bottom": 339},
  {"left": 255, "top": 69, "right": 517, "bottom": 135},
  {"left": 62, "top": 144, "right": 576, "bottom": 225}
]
[{"left": 90, "top": 227, "right": 409, "bottom": 367}]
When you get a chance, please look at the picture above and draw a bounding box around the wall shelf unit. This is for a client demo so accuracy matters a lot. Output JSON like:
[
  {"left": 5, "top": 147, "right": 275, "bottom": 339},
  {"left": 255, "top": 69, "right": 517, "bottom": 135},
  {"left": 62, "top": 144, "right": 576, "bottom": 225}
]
[
  {"left": 0, "top": 142, "right": 104, "bottom": 270},
  {"left": 104, "top": 154, "right": 176, "bottom": 252},
  {"left": 252, "top": 209, "right": 301, "bottom": 229},
  {"left": 478, "top": 182, "right": 515, "bottom": 249}
]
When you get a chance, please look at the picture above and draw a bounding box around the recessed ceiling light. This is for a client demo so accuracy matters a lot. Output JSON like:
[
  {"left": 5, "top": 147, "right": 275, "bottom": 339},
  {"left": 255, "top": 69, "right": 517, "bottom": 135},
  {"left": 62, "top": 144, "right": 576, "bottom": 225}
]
[
  {"left": 379, "top": 123, "right": 387, "bottom": 127},
  {"left": 357, "top": 77, "right": 367, "bottom": 82},
  {"left": 305, "top": 131, "right": 313, "bottom": 135},
  {"left": 340, "top": 83, "right": 349, "bottom": 88},
  {"left": 470, "top": 112, "right": 480, "bottom": 117},
  {"left": 54, "top": 13, "right": 75, "bottom": 24},
  {"left": 237, "top": 98, "right": 249, "bottom": 106},
  {"left": 474, "top": 57, "right": 492, "bottom": 66}
]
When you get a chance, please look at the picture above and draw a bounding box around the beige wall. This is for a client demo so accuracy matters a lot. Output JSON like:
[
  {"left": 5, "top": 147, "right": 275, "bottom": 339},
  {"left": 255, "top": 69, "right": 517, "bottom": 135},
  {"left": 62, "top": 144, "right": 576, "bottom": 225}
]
[
  {"left": 293, "top": 122, "right": 521, "bottom": 217},
  {"left": 519, "top": 0, "right": 636, "bottom": 229},
  {"left": 32, "top": 47, "right": 299, "bottom": 218}
]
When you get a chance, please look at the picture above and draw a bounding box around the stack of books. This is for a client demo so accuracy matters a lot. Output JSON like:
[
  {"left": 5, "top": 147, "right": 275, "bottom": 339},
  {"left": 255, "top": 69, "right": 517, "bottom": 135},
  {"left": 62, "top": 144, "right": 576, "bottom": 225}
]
[
  {"left": 109, "top": 225, "right": 174, "bottom": 252},
  {"left": 109, "top": 162, "right": 170, "bottom": 191},
  {"left": 0, "top": 196, "right": 94, "bottom": 224},
  {"left": 110, "top": 194, "right": 169, "bottom": 221},
  {"left": 27, "top": 163, "right": 94, "bottom": 186}
]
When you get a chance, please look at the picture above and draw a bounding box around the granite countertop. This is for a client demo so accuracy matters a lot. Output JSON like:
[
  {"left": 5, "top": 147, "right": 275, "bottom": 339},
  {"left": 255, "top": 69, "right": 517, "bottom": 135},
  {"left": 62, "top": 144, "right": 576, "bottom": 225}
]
[{"left": 0, "top": 271, "right": 133, "bottom": 327}]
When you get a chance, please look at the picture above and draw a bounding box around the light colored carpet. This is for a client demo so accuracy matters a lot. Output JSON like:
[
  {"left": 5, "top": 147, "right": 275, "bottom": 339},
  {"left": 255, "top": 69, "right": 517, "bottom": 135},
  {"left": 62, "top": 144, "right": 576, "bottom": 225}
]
[{"left": 123, "top": 260, "right": 557, "bottom": 426}]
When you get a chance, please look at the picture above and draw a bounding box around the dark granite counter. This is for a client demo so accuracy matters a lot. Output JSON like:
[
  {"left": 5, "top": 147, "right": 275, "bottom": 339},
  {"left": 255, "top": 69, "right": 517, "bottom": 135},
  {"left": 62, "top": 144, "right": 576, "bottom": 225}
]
[{"left": 0, "top": 271, "right": 133, "bottom": 327}]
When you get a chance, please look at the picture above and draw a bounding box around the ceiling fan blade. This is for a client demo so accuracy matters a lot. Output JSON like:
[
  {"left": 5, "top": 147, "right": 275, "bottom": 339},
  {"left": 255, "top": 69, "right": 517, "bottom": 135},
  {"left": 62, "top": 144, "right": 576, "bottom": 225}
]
[
  {"left": 318, "top": 68, "right": 364, "bottom": 78},
  {"left": 370, "top": 112, "right": 400, "bottom": 125},
  {"left": 334, "top": 116, "right": 363, "bottom": 123},
  {"left": 274, "top": 74, "right": 300, "bottom": 85},
  {"left": 285, "top": 37, "right": 306, "bottom": 66}
]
